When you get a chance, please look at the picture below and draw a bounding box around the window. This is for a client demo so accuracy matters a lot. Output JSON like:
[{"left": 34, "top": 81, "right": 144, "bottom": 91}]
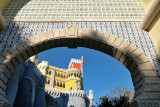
[
  {"left": 58, "top": 73, "right": 60, "bottom": 77},
  {"left": 48, "top": 80, "right": 50, "bottom": 84},
  {"left": 74, "top": 73, "right": 76, "bottom": 77},
  {"left": 57, "top": 82, "right": 59, "bottom": 87},
  {"left": 63, "top": 83, "right": 65, "bottom": 88},
  {"left": 49, "top": 71, "right": 51, "bottom": 75},
  {"left": 60, "top": 83, "right": 62, "bottom": 87}
]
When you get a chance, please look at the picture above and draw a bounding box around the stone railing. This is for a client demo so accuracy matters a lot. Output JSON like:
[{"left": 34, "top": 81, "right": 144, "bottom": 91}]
[{"left": 45, "top": 87, "right": 86, "bottom": 98}]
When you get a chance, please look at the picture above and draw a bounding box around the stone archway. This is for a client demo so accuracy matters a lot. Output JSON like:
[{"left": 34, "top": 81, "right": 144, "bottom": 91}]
[{"left": 0, "top": 25, "right": 160, "bottom": 106}]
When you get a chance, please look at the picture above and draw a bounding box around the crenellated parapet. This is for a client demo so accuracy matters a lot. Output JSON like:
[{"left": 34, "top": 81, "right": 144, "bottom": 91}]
[
  {"left": 67, "top": 68, "right": 81, "bottom": 73},
  {"left": 45, "top": 87, "right": 86, "bottom": 98},
  {"left": 68, "top": 58, "right": 82, "bottom": 68},
  {"left": 37, "top": 60, "right": 49, "bottom": 75},
  {"left": 49, "top": 65, "right": 67, "bottom": 72}
]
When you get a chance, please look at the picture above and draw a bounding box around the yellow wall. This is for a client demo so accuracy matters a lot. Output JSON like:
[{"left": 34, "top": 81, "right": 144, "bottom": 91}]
[
  {"left": 55, "top": 76, "right": 65, "bottom": 81},
  {"left": 0, "top": 0, "right": 11, "bottom": 12},
  {"left": 65, "top": 77, "right": 82, "bottom": 90},
  {"left": 45, "top": 78, "right": 51, "bottom": 87},
  {"left": 45, "top": 84, "right": 51, "bottom": 88},
  {"left": 65, "top": 79, "right": 78, "bottom": 90},
  {"left": 45, "top": 67, "right": 82, "bottom": 90},
  {"left": 149, "top": 18, "right": 160, "bottom": 54},
  {"left": 46, "top": 74, "right": 51, "bottom": 77},
  {"left": 139, "top": 0, "right": 160, "bottom": 55},
  {"left": 54, "top": 86, "right": 65, "bottom": 90},
  {"left": 56, "top": 70, "right": 66, "bottom": 74},
  {"left": 138, "top": 0, "right": 155, "bottom": 13}
]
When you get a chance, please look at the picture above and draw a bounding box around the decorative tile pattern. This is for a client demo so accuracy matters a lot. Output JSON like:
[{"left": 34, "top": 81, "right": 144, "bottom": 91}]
[
  {"left": 1, "top": 0, "right": 160, "bottom": 76},
  {"left": 2, "top": 0, "right": 145, "bottom": 21},
  {"left": 0, "top": 21, "right": 160, "bottom": 74}
]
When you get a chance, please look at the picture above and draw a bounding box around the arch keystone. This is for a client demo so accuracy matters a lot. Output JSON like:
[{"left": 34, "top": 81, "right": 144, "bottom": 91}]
[
  {"left": 66, "top": 25, "right": 78, "bottom": 37},
  {"left": 66, "top": 25, "right": 78, "bottom": 48}
]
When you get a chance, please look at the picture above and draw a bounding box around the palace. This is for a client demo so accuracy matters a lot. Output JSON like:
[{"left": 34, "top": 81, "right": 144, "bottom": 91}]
[
  {"left": 36, "top": 57, "right": 93, "bottom": 107},
  {"left": 40, "top": 57, "right": 84, "bottom": 90}
]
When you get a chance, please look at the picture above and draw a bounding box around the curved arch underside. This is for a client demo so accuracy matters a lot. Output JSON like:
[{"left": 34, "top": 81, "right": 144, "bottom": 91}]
[{"left": 0, "top": 25, "right": 160, "bottom": 106}]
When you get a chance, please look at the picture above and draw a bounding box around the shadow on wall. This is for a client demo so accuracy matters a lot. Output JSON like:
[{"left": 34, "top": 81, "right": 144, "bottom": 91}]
[
  {"left": 7, "top": 60, "right": 46, "bottom": 107},
  {"left": 155, "top": 56, "right": 160, "bottom": 78},
  {"left": 45, "top": 94, "right": 69, "bottom": 107},
  {"left": 2, "top": 0, "right": 31, "bottom": 21},
  {"left": 0, "top": 0, "right": 31, "bottom": 53},
  {"left": 45, "top": 90, "right": 91, "bottom": 107},
  {"left": 45, "top": 93, "right": 57, "bottom": 107}
]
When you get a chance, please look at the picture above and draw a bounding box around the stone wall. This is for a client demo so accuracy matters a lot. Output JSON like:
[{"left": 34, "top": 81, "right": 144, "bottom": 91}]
[
  {"left": 46, "top": 87, "right": 90, "bottom": 107},
  {"left": 6, "top": 60, "right": 46, "bottom": 107}
]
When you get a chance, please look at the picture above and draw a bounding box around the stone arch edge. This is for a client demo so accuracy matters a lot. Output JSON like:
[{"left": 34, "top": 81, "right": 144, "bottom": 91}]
[{"left": 0, "top": 25, "right": 159, "bottom": 106}]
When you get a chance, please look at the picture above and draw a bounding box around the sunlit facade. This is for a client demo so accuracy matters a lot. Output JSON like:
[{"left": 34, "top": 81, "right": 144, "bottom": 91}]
[{"left": 37, "top": 57, "right": 84, "bottom": 90}]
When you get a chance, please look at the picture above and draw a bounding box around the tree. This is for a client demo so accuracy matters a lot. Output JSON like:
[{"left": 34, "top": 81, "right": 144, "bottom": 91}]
[
  {"left": 97, "top": 96, "right": 112, "bottom": 107},
  {"left": 94, "top": 87, "right": 134, "bottom": 107},
  {"left": 110, "top": 86, "right": 134, "bottom": 102}
]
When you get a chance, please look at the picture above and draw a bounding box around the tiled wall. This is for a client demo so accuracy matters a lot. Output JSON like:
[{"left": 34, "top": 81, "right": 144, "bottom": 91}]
[
  {"left": 0, "top": 21, "right": 159, "bottom": 72},
  {"left": 2, "top": 0, "right": 145, "bottom": 21}
]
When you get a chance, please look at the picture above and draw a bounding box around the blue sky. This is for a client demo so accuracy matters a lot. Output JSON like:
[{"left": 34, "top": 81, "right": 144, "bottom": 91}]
[{"left": 39, "top": 47, "right": 133, "bottom": 104}]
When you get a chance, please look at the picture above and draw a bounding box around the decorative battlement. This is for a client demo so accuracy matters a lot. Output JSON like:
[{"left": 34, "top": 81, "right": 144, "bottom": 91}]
[
  {"left": 42, "top": 61, "right": 49, "bottom": 65},
  {"left": 49, "top": 65, "right": 67, "bottom": 72},
  {"left": 38, "top": 60, "right": 49, "bottom": 67},
  {"left": 37, "top": 60, "right": 49, "bottom": 75},
  {"left": 45, "top": 87, "right": 86, "bottom": 98},
  {"left": 68, "top": 58, "right": 82, "bottom": 69},
  {"left": 67, "top": 68, "right": 81, "bottom": 72}
]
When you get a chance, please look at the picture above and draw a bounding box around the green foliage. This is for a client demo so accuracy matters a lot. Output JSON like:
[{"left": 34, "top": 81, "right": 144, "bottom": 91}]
[{"left": 95, "top": 95, "right": 130, "bottom": 107}]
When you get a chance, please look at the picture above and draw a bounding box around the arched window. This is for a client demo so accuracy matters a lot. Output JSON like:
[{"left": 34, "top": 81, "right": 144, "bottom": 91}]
[
  {"left": 60, "top": 83, "right": 62, "bottom": 87},
  {"left": 54, "top": 81, "right": 56, "bottom": 86},
  {"left": 58, "top": 73, "right": 60, "bottom": 77},
  {"left": 69, "top": 73, "right": 70, "bottom": 77},
  {"left": 61, "top": 74, "right": 63, "bottom": 78},
  {"left": 63, "top": 83, "right": 65, "bottom": 88},
  {"left": 46, "top": 70, "right": 48, "bottom": 74},
  {"left": 49, "top": 71, "right": 51, "bottom": 75},
  {"left": 48, "top": 80, "right": 50, "bottom": 84},
  {"left": 77, "top": 74, "right": 79, "bottom": 77},
  {"left": 71, "top": 73, "right": 73, "bottom": 77},
  {"left": 74, "top": 73, "right": 76, "bottom": 77},
  {"left": 57, "top": 82, "right": 59, "bottom": 87}
]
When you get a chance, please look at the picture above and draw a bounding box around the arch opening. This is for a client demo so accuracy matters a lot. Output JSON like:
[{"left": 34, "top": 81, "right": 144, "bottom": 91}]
[{"left": 0, "top": 26, "right": 160, "bottom": 106}]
